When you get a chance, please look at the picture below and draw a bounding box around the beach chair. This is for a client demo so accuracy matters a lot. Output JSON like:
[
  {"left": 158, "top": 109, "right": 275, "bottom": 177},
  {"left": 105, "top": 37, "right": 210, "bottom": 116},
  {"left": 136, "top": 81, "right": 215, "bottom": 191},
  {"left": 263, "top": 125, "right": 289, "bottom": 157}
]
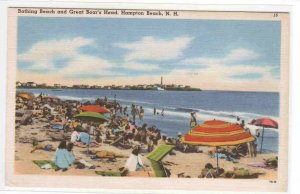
[
  {"left": 205, "top": 169, "right": 216, "bottom": 178},
  {"left": 147, "top": 144, "right": 175, "bottom": 177}
]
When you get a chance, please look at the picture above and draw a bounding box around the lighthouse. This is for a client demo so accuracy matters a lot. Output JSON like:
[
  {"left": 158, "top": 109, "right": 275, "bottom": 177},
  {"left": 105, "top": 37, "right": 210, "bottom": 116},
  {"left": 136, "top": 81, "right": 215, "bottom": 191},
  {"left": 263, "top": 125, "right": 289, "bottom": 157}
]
[{"left": 161, "top": 76, "right": 163, "bottom": 86}]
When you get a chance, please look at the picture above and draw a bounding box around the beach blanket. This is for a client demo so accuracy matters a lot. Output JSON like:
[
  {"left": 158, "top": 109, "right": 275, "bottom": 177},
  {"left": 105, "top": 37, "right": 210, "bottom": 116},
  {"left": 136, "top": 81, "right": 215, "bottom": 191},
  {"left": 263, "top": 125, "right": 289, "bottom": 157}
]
[
  {"left": 147, "top": 144, "right": 175, "bottom": 162},
  {"left": 51, "top": 124, "right": 64, "bottom": 130},
  {"left": 33, "top": 160, "right": 57, "bottom": 170},
  {"left": 95, "top": 171, "right": 122, "bottom": 176},
  {"left": 247, "top": 162, "right": 267, "bottom": 168}
]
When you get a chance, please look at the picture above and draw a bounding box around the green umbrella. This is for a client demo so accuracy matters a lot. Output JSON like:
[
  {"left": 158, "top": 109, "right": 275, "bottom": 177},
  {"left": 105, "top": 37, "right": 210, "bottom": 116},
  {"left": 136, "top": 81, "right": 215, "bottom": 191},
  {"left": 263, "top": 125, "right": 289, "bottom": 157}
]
[{"left": 74, "top": 111, "right": 109, "bottom": 122}]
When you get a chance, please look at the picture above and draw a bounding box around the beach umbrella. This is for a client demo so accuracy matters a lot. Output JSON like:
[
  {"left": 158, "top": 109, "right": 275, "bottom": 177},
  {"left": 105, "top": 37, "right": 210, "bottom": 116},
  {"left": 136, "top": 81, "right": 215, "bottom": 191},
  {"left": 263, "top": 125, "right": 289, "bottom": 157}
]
[
  {"left": 17, "top": 92, "right": 34, "bottom": 101},
  {"left": 252, "top": 118, "right": 278, "bottom": 154},
  {"left": 181, "top": 120, "right": 255, "bottom": 169},
  {"left": 80, "top": 105, "right": 110, "bottom": 114},
  {"left": 74, "top": 111, "right": 109, "bottom": 155},
  {"left": 74, "top": 111, "right": 109, "bottom": 122}
]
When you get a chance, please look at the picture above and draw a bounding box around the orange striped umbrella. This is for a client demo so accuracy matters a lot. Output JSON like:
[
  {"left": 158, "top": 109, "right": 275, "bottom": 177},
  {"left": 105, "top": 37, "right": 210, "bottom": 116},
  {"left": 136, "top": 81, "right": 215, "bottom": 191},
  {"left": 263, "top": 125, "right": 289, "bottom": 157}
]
[
  {"left": 182, "top": 120, "right": 254, "bottom": 146},
  {"left": 182, "top": 120, "right": 255, "bottom": 169}
]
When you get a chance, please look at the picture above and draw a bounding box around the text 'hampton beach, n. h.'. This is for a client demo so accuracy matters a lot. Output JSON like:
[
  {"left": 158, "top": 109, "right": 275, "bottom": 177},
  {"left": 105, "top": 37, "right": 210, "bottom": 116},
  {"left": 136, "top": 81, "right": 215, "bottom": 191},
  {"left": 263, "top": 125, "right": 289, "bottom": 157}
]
[{"left": 17, "top": 8, "right": 179, "bottom": 17}]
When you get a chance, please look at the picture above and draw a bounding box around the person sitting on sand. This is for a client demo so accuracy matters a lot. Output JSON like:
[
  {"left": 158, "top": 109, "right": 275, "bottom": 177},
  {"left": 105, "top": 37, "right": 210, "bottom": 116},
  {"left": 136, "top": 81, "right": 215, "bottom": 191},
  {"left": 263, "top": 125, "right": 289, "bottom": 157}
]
[
  {"left": 66, "top": 142, "right": 76, "bottom": 164},
  {"left": 157, "top": 135, "right": 167, "bottom": 145},
  {"left": 70, "top": 128, "right": 86, "bottom": 148},
  {"left": 123, "top": 146, "right": 144, "bottom": 172},
  {"left": 199, "top": 163, "right": 224, "bottom": 178},
  {"left": 30, "top": 139, "right": 55, "bottom": 153},
  {"left": 52, "top": 140, "right": 72, "bottom": 172}
]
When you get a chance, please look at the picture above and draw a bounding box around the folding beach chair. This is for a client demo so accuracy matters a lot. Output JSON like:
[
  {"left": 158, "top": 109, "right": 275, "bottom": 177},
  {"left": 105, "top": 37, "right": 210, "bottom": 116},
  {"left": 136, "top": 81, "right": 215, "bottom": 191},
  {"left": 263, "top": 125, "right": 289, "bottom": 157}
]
[
  {"left": 204, "top": 169, "right": 216, "bottom": 178},
  {"left": 147, "top": 144, "right": 175, "bottom": 177}
]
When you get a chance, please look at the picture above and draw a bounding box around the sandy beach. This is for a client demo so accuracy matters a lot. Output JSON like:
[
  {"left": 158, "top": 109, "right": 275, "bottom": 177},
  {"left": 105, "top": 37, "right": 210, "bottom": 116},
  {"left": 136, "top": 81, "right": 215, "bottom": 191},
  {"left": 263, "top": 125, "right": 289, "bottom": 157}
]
[{"left": 14, "top": 102, "right": 278, "bottom": 180}]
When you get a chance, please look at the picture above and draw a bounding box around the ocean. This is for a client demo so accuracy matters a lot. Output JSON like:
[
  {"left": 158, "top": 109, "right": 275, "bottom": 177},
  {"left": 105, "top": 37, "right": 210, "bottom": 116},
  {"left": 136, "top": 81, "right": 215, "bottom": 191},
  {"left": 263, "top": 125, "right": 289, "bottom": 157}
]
[{"left": 17, "top": 88, "right": 279, "bottom": 152}]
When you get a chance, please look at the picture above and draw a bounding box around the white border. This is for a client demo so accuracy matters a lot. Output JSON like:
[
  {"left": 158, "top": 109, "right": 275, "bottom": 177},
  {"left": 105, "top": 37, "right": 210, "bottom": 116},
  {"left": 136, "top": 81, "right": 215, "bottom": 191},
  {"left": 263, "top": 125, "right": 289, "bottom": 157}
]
[{"left": 0, "top": 0, "right": 299, "bottom": 194}]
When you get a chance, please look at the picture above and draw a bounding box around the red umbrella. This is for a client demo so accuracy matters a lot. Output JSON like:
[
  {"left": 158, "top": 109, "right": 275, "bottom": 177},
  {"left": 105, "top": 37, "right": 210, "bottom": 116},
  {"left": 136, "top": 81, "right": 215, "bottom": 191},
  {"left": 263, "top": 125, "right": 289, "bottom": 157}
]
[
  {"left": 252, "top": 118, "right": 278, "bottom": 154},
  {"left": 80, "top": 105, "right": 110, "bottom": 113}
]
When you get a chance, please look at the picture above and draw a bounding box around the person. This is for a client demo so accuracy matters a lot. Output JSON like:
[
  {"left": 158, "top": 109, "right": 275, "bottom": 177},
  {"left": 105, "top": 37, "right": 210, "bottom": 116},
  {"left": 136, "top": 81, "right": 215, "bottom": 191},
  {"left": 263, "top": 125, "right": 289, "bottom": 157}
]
[
  {"left": 30, "top": 139, "right": 55, "bottom": 153},
  {"left": 252, "top": 137, "right": 258, "bottom": 157},
  {"left": 131, "top": 104, "right": 137, "bottom": 123},
  {"left": 52, "top": 140, "right": 72, "bottom": 171},
  {"left": 161, "top": 109, "right": 165, "bottom": 117},
  {"left": 139, "top": 106, "right": 144, "bottom": 121},
  {"left": 153, "top": 107, "right": 156, "bottom": 115},
  {"left": 124, "top": 146, "right": 144, "bottom": 172},
  {"left": 240, "top": 120, "right": 245, "bottom": 128},
  {"left": 190, "top": 112, "right": 197, "bottom": 128},
  {"left": 70, "top": 128, "right": 86, "bottom": 148},
  {"left": 147, "top": 136, "right": 154, "bottom": 152},
  {"left": 175, "top": 132, "right": 184, "bottom": 151},
  {"left": 66, "top": 142, "right": 76, "bottom": 164},
  {"left": 123, "top": 106, "right": 128, "bottom": 115},
  {"left": 157, "top": 135, "right": 167, "bottom": 145}
]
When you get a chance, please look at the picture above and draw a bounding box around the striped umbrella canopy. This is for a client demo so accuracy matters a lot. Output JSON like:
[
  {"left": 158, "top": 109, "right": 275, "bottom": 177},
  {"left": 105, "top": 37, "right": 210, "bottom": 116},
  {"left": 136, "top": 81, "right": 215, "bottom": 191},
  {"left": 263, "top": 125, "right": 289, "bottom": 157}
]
[
  {"left": 182, "top": 120, "right": 255, "bottom": 169},
  {"left": 80, "top": 105, "right": 110, "bottom": 113},
  {"left": 182, "top": 120, "right": 254, "bottom": 146},
  {"left": 74, "top": 111, "right": 109, "bottom": 122}
]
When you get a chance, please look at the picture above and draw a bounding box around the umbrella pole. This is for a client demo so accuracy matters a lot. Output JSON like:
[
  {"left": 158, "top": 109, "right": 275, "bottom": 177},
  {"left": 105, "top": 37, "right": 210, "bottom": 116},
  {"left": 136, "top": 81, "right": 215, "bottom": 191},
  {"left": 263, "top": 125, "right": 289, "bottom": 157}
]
[
  {"left": 87, "top": 130, "right": 90, "bottom": 155},
  {"left": 216, "top": 146, "right": 219, "bottom": 169},
  {"left": 260, "top": 127, "right": 265, "bottom": 154}
]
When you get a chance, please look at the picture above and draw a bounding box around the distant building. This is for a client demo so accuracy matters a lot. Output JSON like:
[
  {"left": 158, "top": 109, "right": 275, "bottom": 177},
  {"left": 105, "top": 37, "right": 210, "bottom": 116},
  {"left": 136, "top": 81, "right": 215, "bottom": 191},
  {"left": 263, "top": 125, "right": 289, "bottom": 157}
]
[
  {"left": 16, "top": 81, "right": 22, "bottom": 87},
  {"left": 26, "top": 82, "right": 37, "bottom": 87},
  {"left": 54, "top": 84, "right": 61, "bottom": 88}
]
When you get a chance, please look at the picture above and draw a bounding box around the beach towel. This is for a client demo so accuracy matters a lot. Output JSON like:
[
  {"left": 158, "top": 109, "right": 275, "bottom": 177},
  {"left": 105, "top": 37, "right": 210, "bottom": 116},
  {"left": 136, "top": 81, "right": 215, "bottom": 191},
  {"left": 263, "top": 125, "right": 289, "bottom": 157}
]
[
  {"left": 51, "top": 124, "right": 64, "bottom": 130},
  {"left": 79, "top": 159, "right": 94, "bottom": 168},
  {"left": 211, "top": 153, "right": 227, "bottom": 159},
  {"left": 247, "top": 162, "right": 267, "bottom": 168},
  {"left": 95, "top": 171, "right": 122, "bottom": 176},
  {"left": 33, "top": 160, "right": 56, "bottom": 170},
  {"left": 79, "top": 132, "right": 91, "bottom": 145}
]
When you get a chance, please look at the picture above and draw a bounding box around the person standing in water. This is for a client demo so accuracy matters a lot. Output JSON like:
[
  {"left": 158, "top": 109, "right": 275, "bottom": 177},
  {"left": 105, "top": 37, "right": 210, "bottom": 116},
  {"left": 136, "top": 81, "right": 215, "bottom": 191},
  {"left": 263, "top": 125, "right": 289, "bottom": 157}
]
[
  {"left": 153, "top": 107, "right": 156, "bottom": 115},
  {"left": 139, "top": 106, "right": 144, "bottom": 121},
  {"left": 131, "top": 104, "right": 137, "bottom": 123},
  {"left": 190, "top": 112, "right": 197, "bottom": 128},
  {"left": 161, "top": 109, "right": 165, "bottom": 117}
]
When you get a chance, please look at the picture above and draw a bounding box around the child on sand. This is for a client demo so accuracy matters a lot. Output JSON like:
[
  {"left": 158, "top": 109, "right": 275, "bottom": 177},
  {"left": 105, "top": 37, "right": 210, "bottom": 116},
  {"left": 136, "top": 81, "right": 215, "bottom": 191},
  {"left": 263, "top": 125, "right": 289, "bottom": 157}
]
[{"left": 53, "top": 140, "right": 72, "bottom": 172}]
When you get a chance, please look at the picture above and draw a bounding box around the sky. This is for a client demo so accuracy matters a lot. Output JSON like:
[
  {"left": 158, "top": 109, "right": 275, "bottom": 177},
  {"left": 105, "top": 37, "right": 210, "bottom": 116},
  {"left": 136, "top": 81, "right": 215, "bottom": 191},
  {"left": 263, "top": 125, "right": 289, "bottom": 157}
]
[{"left": 17, "top": 16, "right": 281, "bottom": 92}]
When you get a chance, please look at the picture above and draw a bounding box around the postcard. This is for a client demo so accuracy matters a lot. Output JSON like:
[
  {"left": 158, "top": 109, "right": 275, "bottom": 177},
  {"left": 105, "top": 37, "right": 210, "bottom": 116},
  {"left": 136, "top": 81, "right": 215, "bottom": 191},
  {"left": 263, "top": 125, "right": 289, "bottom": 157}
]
[{"left": 5, "top": 7, "right": 289, "bottom": 192}]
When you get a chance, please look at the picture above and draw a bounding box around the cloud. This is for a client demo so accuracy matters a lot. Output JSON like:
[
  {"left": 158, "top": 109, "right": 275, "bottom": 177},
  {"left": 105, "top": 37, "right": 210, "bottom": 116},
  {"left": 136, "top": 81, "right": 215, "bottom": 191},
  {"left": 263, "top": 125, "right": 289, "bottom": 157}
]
[
  {"left": 114, "top": 36, "right": 193, "bottom": 61},
  {"left": 181, "top": 48, "right": 274, "bottom": 81},
  {"left": 18, "top": 37, "right": 115, "bottom": 79},
  {"left": 18, "top": 37, "right": 94, "bottom": 70},
  {"left": 183, "top": 48, "right": 259, "bottom": 65},
  {"left": 122, "top": 62, "right": 160, "bottom": 71},
  {"left": 60, "top": 55, "right": 112, "bottom": 77}
]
